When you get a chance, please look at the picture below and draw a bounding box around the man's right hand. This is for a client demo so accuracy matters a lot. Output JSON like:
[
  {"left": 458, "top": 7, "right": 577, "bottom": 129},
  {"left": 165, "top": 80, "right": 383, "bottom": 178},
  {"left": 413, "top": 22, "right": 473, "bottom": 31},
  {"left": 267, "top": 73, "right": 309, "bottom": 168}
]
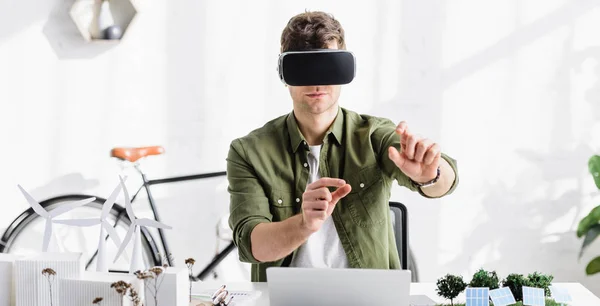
[{"left": 301, "top": 178, "right": 352, "bottom": 233}]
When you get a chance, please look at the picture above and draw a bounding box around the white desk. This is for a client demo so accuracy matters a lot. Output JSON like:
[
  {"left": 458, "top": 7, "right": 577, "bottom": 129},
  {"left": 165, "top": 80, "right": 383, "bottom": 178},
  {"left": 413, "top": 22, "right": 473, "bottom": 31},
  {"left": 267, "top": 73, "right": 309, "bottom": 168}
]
[{"left": 192, "top": 281, "right": 600, "bottom": 306}]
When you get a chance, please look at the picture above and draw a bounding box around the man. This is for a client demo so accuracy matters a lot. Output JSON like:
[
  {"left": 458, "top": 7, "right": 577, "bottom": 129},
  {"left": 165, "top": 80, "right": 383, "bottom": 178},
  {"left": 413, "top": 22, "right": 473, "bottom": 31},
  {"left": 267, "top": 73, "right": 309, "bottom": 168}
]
[{"left": 227, "top": 11, "right": 458, "bottom": 282}]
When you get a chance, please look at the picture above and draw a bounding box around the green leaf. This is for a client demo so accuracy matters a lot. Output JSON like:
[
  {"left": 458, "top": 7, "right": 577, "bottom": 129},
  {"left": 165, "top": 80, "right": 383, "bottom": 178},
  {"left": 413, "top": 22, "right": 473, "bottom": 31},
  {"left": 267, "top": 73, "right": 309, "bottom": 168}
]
[
  {"left": 586, "top": 256, "right": 600, "bottom": 275},
  {"left": 580, "top": 224, "right": 600, "bottom": 259},
  {"left": 589, "top": 155, "right": 600, "bottom": 189},
  {"left": 577, "top": 205, "right": 600, "bottom": 237}
]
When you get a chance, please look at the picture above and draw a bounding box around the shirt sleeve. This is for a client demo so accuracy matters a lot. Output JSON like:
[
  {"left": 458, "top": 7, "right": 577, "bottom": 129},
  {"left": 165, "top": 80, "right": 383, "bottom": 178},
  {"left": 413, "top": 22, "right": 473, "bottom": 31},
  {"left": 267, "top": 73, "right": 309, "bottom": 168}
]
[
  {"left": 371, "top": 118, "right": 459, "bottom": 198},
  {"left": 227, "top": 138, "right": 272, "bottom": 264}
]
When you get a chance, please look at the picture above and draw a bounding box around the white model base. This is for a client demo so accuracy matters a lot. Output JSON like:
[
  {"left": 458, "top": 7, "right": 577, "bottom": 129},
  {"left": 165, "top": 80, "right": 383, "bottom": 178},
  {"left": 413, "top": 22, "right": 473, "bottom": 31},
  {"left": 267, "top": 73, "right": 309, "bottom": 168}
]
[
  {"left": 144, "top": 267, "right": 189, "bottom": 306},
  {"left": 59, "top": 272, "right": 144, "bottom": 306},
  {"left": 14, "top": 252, "right": 84, "bottom": 306}
]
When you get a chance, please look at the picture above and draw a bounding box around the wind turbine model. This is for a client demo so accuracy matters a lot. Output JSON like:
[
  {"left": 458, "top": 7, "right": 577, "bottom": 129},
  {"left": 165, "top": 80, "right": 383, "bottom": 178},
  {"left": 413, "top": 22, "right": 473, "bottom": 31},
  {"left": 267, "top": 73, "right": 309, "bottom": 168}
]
[
  {"left": 17, "top": 185, "right": 96, "bottom": 252},
  {"left": 54, "top": 180, "right": 124, "bottom": 272},
  {"left": 113, "top": 176, "right": 172, "bottom": 273}
]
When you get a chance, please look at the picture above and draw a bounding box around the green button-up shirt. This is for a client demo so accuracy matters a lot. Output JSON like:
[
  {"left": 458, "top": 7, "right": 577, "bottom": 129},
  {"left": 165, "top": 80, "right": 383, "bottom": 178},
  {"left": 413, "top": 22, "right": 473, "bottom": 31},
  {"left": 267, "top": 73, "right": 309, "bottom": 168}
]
[{"left": 227, "top": 107, "right": 458, "bottom": 282}]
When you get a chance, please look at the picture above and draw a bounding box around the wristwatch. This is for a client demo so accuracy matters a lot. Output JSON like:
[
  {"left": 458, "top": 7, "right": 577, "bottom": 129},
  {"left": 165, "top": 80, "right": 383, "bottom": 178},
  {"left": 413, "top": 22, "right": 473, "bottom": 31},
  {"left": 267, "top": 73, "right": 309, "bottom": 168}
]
[{"left": 411, "top": 166, "right": 441, "bottom": 188}]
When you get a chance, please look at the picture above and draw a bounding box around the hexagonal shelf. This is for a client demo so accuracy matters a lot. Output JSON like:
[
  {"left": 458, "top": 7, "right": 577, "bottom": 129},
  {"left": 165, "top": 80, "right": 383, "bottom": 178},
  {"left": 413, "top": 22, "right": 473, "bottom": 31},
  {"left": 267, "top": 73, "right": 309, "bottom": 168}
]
[{"left": 69, "top": 0, "right": 138, "bottom": 42}]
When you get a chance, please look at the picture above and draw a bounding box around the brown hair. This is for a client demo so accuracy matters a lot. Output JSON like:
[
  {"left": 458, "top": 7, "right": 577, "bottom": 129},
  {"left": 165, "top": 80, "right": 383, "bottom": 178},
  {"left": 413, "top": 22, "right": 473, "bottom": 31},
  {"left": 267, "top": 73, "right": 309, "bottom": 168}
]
[{"left": 280, "top": 11, "right": 346, "bottom": 53}]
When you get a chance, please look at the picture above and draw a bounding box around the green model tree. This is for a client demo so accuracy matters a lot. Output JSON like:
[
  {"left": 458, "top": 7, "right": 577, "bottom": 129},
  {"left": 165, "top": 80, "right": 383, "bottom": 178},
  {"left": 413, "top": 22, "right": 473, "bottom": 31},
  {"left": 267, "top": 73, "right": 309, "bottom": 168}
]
[
  {"left": 469, "top": 268, "right": 500, "bottom": 290},
  {"left": 436, "top": 274, "right": 467, "bottom": 306},
  {"left": 501, "top": 273, "right": 528, "bottom": 301},
  {"left": 526, "top": 271, "right": 554, "bottom": 297},
  {"left": 501, "top": 272, "right": 554, "bottom": 301}
]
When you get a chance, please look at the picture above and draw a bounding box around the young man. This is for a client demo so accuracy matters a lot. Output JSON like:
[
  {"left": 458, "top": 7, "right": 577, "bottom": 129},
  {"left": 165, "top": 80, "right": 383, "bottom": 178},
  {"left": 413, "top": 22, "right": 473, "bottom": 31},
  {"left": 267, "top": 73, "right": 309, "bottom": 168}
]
[{"left": 227, "top": 11, "right": 458, "bottom": 282}]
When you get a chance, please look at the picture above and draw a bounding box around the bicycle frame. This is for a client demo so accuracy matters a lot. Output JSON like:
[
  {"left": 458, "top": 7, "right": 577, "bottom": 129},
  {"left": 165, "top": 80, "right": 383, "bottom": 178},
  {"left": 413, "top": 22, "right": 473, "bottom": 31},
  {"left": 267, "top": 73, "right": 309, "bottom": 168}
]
[
  {"left": 133, "top": 167, "right": 228, "bottom": 267},
  {"left": 86, "top": 166, "right": 231, "bottom": 279}
]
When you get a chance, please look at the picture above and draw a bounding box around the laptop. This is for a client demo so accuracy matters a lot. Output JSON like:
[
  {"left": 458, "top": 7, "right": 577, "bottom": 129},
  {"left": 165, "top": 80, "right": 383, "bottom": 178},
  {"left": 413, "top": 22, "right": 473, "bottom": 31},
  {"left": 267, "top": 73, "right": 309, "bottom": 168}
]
[{"left": 267, "top": 268, "right": 412, "bottom": 306}]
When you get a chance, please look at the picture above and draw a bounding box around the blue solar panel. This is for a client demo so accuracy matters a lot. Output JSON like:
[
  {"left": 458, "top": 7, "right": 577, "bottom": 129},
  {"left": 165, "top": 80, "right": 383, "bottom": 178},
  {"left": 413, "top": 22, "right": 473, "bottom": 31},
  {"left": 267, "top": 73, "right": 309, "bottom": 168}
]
[
  {"left": 523, "top": 286, "right": 545, "bottom": 306},
  {"left": 466, "top": 287, "right": 489, "bottom": 306},
  {"left": 549, "top": 285, "right": 572, "bottom": 303},
  {"left": 489, "top": 287, "right": 516, "bottom": 306}
]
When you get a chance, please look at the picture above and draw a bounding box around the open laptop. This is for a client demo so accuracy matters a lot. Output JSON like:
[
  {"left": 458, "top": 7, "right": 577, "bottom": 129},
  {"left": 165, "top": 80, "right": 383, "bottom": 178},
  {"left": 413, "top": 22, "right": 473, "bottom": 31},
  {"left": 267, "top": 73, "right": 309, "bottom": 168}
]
[{"left": 267, "top": 268, "right": 412, "bottom": 306}]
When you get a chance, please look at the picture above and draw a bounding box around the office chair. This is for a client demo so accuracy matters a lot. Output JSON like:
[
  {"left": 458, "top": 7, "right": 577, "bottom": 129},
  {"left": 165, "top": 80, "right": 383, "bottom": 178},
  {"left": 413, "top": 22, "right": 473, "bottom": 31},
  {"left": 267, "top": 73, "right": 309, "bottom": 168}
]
[{"left": 389, "top": 201, "right": 419, "bottom": 282}]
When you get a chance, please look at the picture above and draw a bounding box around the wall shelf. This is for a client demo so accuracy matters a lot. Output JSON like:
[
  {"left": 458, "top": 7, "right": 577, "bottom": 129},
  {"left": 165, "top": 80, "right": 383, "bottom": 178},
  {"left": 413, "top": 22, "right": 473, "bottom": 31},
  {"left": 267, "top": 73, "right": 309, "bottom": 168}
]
[{"left": 69, "top": 0, "right": 138, "bottom": 42}]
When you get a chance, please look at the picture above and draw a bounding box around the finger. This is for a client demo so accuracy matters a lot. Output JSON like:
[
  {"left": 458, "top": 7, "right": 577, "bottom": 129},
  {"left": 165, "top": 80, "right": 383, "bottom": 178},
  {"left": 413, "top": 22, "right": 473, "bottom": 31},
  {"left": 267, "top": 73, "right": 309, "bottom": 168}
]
[
  {"left": 307, "top": 178, "right": 346, "bottom": 190},
  {"left": 395, "top": 121, "right": 409, "bottom": 136},
  {"left": 423, "top": 144, "right": 441, "bottom": 165},
  {"left": 405, "top": 133, "right": 419, "bottom": 160},
  {"left": 388, "top": 146, "right": 407, "bottom": 169},
  {"left": 414, "top": 139, "right": 434, "bottom": 163},
  {"left": 316, "top": 188, "right": 333, "bottom": 202},
  {"left": 314, "top": 188, "right": 333, "bottom": 202},
  {"left": 304, "top": 200, "right": 329, "bottom": 211},
  {"left": 331, "top": 184, "right": 352, "bottom": 205},
  {"left": 306, "top": 210, "right": 327, "bottom": 220},
  {"left": 432, "top": 151, "right": 442, "bottom": 167},
  {"left": 303, "top": 188, "right": 333, "bottom": 202}
]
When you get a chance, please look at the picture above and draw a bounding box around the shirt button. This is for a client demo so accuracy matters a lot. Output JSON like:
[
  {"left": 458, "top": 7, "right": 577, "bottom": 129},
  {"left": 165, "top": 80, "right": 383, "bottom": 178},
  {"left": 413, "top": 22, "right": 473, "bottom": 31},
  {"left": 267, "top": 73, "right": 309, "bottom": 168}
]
[
  {"left": 296, "top": 198, "right": 300, "bottom": 203},
  {"left": 360, "top": 183, "right": 365, "bottom": 188},
  {"left": 303, "top": 163, "right": 308, "bottom": 167},
  {"left": 277, "top": 199, "right": 283, "bottom": 204}
]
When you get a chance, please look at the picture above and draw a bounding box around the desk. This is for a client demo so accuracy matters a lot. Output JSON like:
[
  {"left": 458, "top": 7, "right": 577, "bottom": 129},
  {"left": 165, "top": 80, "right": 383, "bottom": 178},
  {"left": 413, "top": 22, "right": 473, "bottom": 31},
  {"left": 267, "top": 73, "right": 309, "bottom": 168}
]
[{"left": 192, "top": 281, "right": 600, "bottom": 305}]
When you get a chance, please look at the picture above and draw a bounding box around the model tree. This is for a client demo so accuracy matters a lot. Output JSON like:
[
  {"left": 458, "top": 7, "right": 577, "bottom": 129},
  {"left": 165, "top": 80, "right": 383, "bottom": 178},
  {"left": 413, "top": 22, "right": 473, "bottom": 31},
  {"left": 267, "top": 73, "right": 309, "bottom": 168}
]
[
  {"left": 502, "top": 273, "right": 528, "bottom": 301},
  {"left": 526, "top": 271, "right": 554, "bottom": 297},
  {"left": 436, "top": 274, "right": 467, "bottom": 306},
  {"left": 469, "top": 268, "right": 500, "bottom": 289}
]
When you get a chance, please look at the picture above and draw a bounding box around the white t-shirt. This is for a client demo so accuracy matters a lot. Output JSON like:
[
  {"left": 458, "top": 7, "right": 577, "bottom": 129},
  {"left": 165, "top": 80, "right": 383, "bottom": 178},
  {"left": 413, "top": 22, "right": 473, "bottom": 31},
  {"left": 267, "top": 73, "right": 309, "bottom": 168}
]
[{"left": 289, "top": 144, "right": 349, "bottom": 268}]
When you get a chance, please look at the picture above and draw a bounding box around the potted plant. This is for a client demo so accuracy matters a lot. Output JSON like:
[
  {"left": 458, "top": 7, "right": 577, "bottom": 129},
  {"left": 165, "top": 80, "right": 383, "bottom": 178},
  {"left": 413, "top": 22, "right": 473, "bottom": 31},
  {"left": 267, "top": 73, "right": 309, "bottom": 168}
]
[{"left": 577, "top": 155, "right": 600, "bottom": 275}]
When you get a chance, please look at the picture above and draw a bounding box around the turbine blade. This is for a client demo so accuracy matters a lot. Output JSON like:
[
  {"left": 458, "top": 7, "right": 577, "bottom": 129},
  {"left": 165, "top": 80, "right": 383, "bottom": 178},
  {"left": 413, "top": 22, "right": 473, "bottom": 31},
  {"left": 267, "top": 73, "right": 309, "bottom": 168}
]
[
  {"left": 42, "top": 220, "right": 52, "bottom": 252},
  {"left": 119, "top": 176, "right": 135, "bottom": 221},
  {"left": 17, "top": 185, "right": 48, "bottom": 218},
  {"left": 53, "top": 218, "right": 100, "bottom": 227},
  {"left": 102, "top": 220, "right": 122, "bottom": 249},
  {"left": 113, "top": 226, "right": 135, "bottom": 263},
  {"left": 102, "top": 180, "right": 123, "bottom": 218},
  {"left": 50, "top": 197, "right": 96, "bottom": 218},
  {"left": 137, "top": 218, "right": 172, "bottom": 229}
]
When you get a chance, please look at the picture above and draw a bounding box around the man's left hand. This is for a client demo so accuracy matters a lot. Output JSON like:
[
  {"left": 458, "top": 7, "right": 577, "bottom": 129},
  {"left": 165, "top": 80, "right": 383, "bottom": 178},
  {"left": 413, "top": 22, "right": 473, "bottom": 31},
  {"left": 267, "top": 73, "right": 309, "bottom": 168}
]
[{"left": 387, "top": 121, "right": 440, "bottom": 184}]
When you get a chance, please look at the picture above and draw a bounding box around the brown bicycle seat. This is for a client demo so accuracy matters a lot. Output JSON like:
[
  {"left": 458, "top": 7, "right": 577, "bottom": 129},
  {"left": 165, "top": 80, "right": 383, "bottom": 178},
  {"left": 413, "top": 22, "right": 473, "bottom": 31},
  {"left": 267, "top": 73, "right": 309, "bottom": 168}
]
[{"left": 110, "top": 146, "right": 165, "bottom": 162}]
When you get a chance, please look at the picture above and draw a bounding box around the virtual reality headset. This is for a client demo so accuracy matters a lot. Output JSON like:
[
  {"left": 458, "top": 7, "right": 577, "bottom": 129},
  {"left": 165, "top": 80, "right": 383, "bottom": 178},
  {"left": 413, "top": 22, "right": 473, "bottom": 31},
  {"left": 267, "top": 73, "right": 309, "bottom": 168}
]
[{"left": 277, "top": 49, "right": 356, "bottom": 86}]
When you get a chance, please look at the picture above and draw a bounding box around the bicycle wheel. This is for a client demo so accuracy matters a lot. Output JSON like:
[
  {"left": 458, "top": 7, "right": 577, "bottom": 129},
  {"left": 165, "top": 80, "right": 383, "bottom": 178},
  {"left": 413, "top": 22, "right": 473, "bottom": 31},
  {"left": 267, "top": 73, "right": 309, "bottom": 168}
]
[
  {"left": 0, "top": 195, "right": 162, "bottom": 272},
  {"left": 408, "top": 248, "right": 419, "bottom": 282}
]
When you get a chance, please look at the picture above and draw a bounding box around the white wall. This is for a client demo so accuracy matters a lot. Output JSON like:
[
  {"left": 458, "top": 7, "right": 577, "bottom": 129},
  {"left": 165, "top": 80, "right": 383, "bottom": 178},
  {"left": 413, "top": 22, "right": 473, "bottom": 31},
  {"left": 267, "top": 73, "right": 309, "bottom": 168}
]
[{"left": 1, "top": 0, "right": 600, "bottom": 296}]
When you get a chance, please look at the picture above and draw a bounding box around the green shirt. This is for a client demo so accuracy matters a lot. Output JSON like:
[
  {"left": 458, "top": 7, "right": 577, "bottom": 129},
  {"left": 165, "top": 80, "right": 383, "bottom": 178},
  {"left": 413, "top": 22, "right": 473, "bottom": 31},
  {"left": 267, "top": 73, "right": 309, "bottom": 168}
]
[{"left": 227, "top": 107, "right": 459, "bottom": 282}]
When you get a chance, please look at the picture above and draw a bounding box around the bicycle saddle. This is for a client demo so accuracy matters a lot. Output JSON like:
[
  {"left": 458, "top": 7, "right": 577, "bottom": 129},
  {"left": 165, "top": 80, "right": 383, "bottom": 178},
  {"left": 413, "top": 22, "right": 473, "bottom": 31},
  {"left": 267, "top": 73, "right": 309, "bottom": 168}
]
[{"left": 110, "top": 146, "right": 165, "bottom": 162}]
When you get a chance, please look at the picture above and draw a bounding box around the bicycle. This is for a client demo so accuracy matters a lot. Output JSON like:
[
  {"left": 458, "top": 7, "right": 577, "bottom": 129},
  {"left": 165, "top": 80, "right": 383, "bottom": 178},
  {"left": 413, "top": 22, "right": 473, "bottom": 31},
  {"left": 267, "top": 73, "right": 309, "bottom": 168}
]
[{"left": 0, "top": 146, "right": 235, "bottom": 281}]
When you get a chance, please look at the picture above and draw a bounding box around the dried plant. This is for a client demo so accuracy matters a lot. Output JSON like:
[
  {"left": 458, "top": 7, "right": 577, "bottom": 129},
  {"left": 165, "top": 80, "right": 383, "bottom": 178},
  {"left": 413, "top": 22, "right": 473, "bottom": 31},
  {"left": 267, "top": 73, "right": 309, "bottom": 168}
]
[
  {"left": 157, "top": 252, "right": 175, "bottom": 268},
  {"left": 92, "top": 297, "right": 103, "bottom": 304},
  {"left": 111, "top": 281, "right": 141, "bottom": 306},
  {"left": 185, "top": 258, "right": 196, "bottom": 302},
  {"left": 135, "top": 266, "right": 165, "bottom": 306},
  {"left": 41, "top": 268, "right": 56, "bottom": 306}
]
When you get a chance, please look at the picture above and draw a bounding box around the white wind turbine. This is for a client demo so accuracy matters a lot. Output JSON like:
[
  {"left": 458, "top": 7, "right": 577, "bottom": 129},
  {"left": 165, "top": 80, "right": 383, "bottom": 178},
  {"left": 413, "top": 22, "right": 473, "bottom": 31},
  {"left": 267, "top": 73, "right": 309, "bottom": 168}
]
[
  {"left": 17, "top": 185, "right": 96, "bottom": 252},
  {"left": 113, "top": 176, "right": 172, "bottom": 273},
  {"left": 54, "top": 180, "right": 125, "bottom": 272}
]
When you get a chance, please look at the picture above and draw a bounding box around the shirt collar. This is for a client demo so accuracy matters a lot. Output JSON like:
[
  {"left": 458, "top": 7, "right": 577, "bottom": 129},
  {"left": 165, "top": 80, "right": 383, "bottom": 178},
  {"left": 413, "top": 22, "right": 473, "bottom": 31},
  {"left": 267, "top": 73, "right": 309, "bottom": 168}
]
[{"left": 286, "top": 107, "right": 344, "bottom": 153}]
